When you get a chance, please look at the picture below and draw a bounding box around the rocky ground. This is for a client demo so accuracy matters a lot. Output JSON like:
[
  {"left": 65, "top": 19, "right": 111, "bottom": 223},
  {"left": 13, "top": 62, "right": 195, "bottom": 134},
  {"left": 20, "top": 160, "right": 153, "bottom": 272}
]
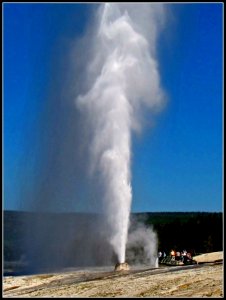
[{"left": 3, "top": 252, "right": 223, "bottom": 298}]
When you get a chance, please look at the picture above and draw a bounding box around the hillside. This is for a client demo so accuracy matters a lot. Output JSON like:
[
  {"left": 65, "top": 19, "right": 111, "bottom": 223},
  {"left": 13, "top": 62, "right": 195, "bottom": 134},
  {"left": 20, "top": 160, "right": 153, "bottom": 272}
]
[{"left": 3, "top": 210, "right": 223, "bottom": 275}]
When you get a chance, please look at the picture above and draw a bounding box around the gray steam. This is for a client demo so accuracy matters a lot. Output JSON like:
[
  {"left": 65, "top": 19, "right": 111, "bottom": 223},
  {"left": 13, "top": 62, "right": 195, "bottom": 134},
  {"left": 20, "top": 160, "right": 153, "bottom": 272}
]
[
  {"left": 126, "top": 223, "right": 158, "bottom": 267},
  {"left": 16, "top": 3, "right": 166, "bottom": 273},
  {"left": 76, "top": 3, "right": 165, "bottom": 263}
]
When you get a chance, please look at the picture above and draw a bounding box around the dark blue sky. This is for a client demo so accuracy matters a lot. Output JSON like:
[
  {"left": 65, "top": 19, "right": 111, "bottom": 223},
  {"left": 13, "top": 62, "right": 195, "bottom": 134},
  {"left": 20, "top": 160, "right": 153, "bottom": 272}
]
[{"left": 3, "top": 3, "right": 223, "bottom": 212}]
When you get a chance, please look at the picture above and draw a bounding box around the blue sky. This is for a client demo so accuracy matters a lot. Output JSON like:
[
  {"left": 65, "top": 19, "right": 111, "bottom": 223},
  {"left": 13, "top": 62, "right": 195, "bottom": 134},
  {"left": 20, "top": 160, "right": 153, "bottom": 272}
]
[{"left": 3, "top": 3, "right": 223, "bottom": 212}]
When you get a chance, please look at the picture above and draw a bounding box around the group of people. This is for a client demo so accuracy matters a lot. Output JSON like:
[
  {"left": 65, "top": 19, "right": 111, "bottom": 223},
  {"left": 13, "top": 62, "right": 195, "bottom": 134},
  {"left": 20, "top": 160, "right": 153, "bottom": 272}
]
[
  {"left": 158, "top": 249, "right": 193, "bottom": 263},
  {"left": 158, "top": 251, "right": 167, "bottom": 261},
  {"left": 171, "top": 249, "right": 192, "bottom": 263}
]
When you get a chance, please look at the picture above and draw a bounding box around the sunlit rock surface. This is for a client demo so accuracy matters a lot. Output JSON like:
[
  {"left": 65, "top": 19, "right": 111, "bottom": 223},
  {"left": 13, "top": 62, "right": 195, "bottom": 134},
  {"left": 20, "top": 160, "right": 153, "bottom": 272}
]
[{"left": 114, "top": 262, "right": 130, "bottom": 271}]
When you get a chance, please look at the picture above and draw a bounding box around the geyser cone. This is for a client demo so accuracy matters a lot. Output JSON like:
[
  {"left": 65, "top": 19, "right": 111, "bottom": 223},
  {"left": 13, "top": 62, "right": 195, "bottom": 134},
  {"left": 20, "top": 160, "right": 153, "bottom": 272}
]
[{"left": 114, "top": 262, "right": 130, "bottom": 271}]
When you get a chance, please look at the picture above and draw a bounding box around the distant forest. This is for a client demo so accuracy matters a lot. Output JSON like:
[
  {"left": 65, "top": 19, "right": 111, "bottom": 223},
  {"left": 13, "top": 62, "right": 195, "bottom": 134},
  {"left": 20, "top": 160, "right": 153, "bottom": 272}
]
[
  {"left": 4, "top": 210, "right": 223, "bottom": 263},
  {"left": 132, "top": 212, "right": 223, "bottom": 255}
]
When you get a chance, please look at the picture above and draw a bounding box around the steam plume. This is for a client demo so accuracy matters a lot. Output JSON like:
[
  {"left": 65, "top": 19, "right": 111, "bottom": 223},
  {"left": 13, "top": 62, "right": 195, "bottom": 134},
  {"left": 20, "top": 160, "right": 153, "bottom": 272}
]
[
  {"left": 127, "top": 221, "right": 158, "bottom": 267},
  {"left": 76, "top": 3, "right": 165, "bottom": 263}
]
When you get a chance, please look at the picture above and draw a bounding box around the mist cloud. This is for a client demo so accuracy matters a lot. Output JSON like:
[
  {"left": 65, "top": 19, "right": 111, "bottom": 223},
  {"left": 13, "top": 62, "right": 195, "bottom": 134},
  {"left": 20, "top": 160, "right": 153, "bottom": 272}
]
[{"left": 76, "top": 3, "right": 165, "bottom": 263}]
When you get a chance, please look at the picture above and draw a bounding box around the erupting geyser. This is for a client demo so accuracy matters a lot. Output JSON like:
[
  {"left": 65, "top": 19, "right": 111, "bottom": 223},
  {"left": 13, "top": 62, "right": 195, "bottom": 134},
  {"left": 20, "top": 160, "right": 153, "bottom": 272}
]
[{"left": 76, "top": 3, "right": 165, "bottom": 265}]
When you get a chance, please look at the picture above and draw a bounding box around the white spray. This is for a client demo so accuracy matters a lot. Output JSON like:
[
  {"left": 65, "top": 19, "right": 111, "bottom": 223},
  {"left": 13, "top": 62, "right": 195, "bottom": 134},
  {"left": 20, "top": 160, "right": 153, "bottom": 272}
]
[
  {"left": 76, "top": 3, "right": 165, "bottom": 263},
  {"left": 126, "top": 223, "right": 158, "bottom": 267}
]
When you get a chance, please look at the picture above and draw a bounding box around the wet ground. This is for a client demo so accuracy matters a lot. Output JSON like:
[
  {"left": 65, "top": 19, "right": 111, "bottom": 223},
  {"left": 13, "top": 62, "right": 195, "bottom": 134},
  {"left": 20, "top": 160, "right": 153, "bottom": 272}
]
[{"left": 3, "top": 262, "right": 223, "bottom": 297}]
